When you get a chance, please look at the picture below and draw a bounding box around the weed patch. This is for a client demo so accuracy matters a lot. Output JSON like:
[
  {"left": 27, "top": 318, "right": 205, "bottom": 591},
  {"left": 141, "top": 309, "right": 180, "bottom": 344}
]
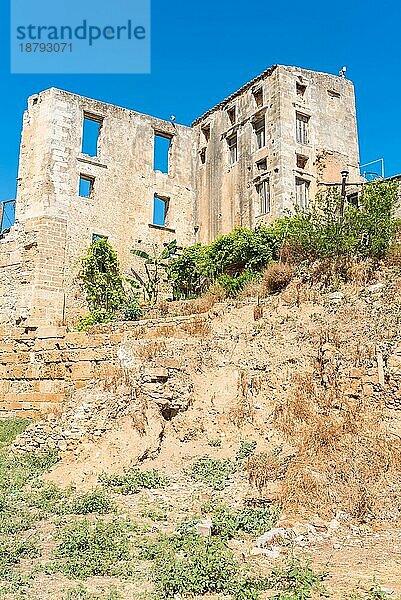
[
  {"left": 100, "top": 468, "right": 168, "bottom": 495},
  {"left": 51, "top": 518, "right": 133, "bottom": 579},
  {"left": 139, "top": 532, "right": 266, "bottom": 598}
]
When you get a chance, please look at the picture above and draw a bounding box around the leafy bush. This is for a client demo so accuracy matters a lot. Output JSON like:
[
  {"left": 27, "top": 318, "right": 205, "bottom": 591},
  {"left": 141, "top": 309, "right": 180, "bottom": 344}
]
[
  {"left": 139, "top": 532, "right": 266, "bottom": 598},
  {"left": 78, "top": 238, "right": 126, "bottom": 315},
  {"left": 52, "top": 518, "right": 132, "bottom": 579},
  {"left": 167, "top": 226, "right": 278, "bottom": 299},
  {"left": 272, "top": 182, "right": 398, "bottom": 263},
  {"left": 69, "top": 488, "right": 114, "bottom": 515},
  {"left": 268, "top": 556, "right": 326, "bottom": 599},
  {"left": 100, "top": 468, "right": 168, "bottom": 494},
  {"left": 190, "top": 456, "right": 236, "bottom": 490}
]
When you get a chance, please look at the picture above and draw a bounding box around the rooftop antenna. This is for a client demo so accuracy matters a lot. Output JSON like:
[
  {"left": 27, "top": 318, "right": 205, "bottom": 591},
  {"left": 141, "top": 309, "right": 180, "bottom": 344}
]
[
  {"left": 339, "top": 66, "right": 347, "bottom": 78},
  {"left": 170, "top": 115, "right": 176, "bottom": 122}
]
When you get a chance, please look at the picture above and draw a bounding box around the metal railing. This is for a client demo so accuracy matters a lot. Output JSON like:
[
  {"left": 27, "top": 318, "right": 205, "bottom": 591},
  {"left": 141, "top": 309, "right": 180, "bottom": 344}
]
[{"left": 0, "top": 199, "right": 16, "bottom": 233}]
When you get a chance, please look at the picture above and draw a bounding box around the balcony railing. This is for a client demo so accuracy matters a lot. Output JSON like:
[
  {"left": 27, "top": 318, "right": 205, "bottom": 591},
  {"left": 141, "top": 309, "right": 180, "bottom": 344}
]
[{"left": 0, "top": 199, "right": 16, "bottom": 234}]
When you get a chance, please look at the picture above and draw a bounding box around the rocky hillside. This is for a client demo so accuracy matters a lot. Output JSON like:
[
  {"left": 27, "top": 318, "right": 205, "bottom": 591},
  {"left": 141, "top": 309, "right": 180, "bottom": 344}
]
[{"left": 4, "top": 264, "right": 401, "bottom": 598}]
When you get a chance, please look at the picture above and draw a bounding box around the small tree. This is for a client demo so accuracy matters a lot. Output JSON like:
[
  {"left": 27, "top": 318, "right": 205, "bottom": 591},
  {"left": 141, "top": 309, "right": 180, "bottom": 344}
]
[
  {"left": 131, "top": 240, "right": 178, "bottom": 305},
  {"left": 78, "top": 238, "right": 126, "bottom": 321}
]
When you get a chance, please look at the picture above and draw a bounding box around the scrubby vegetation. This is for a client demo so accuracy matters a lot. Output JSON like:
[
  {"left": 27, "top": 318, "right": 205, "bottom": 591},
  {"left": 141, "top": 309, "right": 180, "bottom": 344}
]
[
  {"left": 99, "top": 467, "right": 168, "bottom": 494},
  {"left": 77, "top": 238, "right": 143, "bottom": 329}
]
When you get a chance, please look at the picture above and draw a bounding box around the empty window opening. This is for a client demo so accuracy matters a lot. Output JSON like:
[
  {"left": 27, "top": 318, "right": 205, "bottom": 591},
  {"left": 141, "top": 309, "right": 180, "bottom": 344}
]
[
  {"left": 200, "top": 147, "right": 206, "bottom": 164},
  {"left": 92, "top": 233, "right": 108, "bottom": 243},
  {"left": 328, "top": 89, "right": 341, "bottom": 99},
  {"left": 227, "top": 134, "right": 238, "bottom": 164},
  {"left": 256, "top": 158, "right": 267, "bottom": 171},
  {"left": 154, "top": 133, "right": 171, "bottom": 174},
  {"left": 254, "top": 119, "right": 266, "bottom": 150},
  {"left": 296, "top": 154, "right": 308, "bottom": 169},
  {"left": 201, "top": 124, "right": 211, "bottom": 142},
  {"left": 295, "top": 178, "right": 309, "bottom": 209},
  {"left": 79, "top": 175, "right": 94, "bottom": 198},
  {"left": 257, "top": 180, "right": 270, "bottom": 215},
  {"left": 347, "top": 193, "right": 359, "bottom": 207},
  {"left": 227, "top": 106, "right": 236, "bottom": 125},
  {"left": 81, "top": 114, "right": 102, "bottom": 157},
  {"left": 153, "top": 195, "right": 169, "bottom": 227},
  {"left": 296, "top": 113, "right": 309, "bottom": 145},
  {"left": 253, "top": 87, "right": 264, "bottom": 107},
  {"left": 296, "top": 82, "right": 307, "bottom": 97}
]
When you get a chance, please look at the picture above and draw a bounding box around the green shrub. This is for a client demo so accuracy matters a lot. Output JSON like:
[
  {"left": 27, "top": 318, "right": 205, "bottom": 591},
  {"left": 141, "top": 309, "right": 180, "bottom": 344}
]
[
  {"left": 207, "top": 438, "right": 222, "bottom": 447},
  {"left": 52, "top": 518, "right": 132, "bottom": 579},
  {"left": 76, "top": 309, "right": 113, "bottom": 331},
  {"left": 167, "top": 226, "right": 278, "bottom": 299},
  {"left": 69, "top": 488, "right": 114, "bottom": 515},
  {"left": 0, "top": 450, "right": 58, "bottom": 497},
  {"left": 139, "top": 533, "right": 266, "bottom": 598},
  {"left": 0, "top": 535, "right": 39, "bottom": 579},
  {"left": 0, "top": 418, "right": 31, "bottom": 448},
  {"left": 121, "top": 295, "right": 143, "bottom": 321},
  {"left": 185, "top": 503, "right": 279, "bottom": 539},
  {"left": 268, "top": 556, "right": 326, "bottom": 599},
  {"left": 217, "top": 271, "right": 260, "bottom": 298},
  {"left": 190, "top": 456, "right": 236, "bottom": 490},
  {"left": 272, "top": 181, "right": 398, "bottom": 263},
  {"left": 100, "top": 468, "right": 168, "bottom": 494},
  {"left": 236, "top": 440, "right": 257, "bottom": 462}
]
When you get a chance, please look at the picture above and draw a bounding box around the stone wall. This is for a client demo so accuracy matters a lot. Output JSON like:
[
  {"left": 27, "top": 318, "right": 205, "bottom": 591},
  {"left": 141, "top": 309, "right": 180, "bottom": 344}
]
[{"left": 0, "top": 313, "right": 209, "bottom": 417}]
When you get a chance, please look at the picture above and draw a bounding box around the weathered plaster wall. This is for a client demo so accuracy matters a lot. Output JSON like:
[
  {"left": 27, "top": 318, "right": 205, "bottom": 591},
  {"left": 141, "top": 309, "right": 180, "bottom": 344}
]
[{"left": 193, "top": 65, "right": 361, "bottom": 242}]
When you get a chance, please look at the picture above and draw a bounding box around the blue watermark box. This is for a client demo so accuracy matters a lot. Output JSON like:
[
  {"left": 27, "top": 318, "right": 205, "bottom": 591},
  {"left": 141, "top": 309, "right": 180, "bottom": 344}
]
[{"left": 10, "top": 0, "right": 150, "bottom": 73}]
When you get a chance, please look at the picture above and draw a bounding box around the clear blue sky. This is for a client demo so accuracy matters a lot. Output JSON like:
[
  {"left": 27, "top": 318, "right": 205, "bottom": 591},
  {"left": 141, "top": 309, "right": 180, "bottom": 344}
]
[{"left": 1, "top": 0, "right": 400, "bottom": 202}]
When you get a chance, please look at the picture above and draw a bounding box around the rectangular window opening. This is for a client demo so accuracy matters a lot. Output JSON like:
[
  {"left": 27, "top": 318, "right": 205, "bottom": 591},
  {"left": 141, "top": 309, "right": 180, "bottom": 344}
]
[
  {"left": 92, "top": 233, "right": 108, "bottom": 243},
  {"left": 328, "top": 89, "right": 341, "bottom": 99},
  {"left": 227, "top": 106, "right": 236, "bottom": 125},
  {"left": 296, "top": 82, "right": 307, "bottom": 97},
  {"left": 257, "top": 180, "right": 270, "bottom": 215},
  {"left": 296, "top": 112, "right": 309, "bottom": 145},
  {"left": 254, "top": 119, "right": 266, "bottom": 150},
  {"left": 253, "top": 87, "right": 264, "bottom": 107},
  {"left": 347, "top": 193, "right": 359, "bottom": 207},
  {"left": 154, "top": 133, "right": 172, "bottom": 174},
  {"left": 295, "top": 178, "right": 309, "bottom": 209},
  {"left": 296, "top": 154, "right": 308, "bottom": 170},
  {"left": 256, "top": 158, "right": 267, "bottom": 171},
  {"left": 227, "top": 134, "right": 238, "bottom": 164},
  {"left": 200, "top": 147, "right": 206, "bottom": 164},
  {"left": 153, "top": 194, "right": 169, "bottom": 227},
  {"left": 81, "top": 114, "right": 103, "bottom": 157},
  {"left": 201, "top": 124, "right": 211, "bottom": 142},
  {"left": 79, "top": 175, "right": 95, "bottom": 198}
]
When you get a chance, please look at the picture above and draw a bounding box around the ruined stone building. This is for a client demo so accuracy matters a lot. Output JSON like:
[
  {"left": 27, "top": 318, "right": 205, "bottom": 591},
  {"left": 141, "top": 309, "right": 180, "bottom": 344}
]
[{"left": 0, "top": 64, "right": 361, "bottom": 326}]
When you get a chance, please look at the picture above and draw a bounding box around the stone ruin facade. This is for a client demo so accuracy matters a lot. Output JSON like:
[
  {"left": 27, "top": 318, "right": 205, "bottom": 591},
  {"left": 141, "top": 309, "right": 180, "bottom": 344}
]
[{"left": 0, "top": 64, "right": 361, "bottom": 327}]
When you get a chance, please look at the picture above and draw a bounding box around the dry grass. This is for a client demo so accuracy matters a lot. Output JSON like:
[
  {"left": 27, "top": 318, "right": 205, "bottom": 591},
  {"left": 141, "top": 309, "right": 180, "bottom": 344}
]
[
  {"left": 241, "top": 263, "right": 294, "bottom": 299},
  {"left": 250, "top": 372, "right": 401, "bottom": 521},
  {"left": 135, "top": 341, "right": 167, "bottom": 360},
  {"left": 259, "top": 262, "right": 295, "bottom": 296},
  {"left": 306, "top": 256, "right": 376, "bottom": 289}
]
